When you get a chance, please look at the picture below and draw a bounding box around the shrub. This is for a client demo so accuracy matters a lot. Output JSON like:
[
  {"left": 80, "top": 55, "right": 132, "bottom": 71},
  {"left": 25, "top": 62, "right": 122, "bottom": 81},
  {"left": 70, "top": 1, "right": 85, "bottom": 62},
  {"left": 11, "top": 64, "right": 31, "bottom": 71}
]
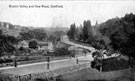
[
  {"left": 29, "top": 40, "right": 38, "bottom": 49},
  {"left": 53, "top": 48, "right": 71, "bottom": 56},
  {"left": 18, "top": 46, "right": 24, "bottom": 51},
  {"left": 0, "top": 74, "right": 13, "bottom": 81},
  {"left": 87, "top": 80, "right": 107, "bottom": 81},
  {"left": 0, "top": 58, "right": 13, "bottom": 64},
  {"left": 34, "top": 78, "right": 48, "bottom": 81},
  {"left": 56, "top": 75, "right": 64, "bottom": 81},
  {"left": 102, "top": 57, "right": 129, "bottom": 71},
  {"left": 17, "top": 56, "right": 29, "bottom": 61}
]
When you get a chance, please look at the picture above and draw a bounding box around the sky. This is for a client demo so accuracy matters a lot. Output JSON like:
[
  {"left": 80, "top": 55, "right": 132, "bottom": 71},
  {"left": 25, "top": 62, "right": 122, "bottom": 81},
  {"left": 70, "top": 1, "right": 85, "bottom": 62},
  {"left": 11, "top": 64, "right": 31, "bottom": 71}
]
[{"left": 0, "top": 0, "right": 135, "bottom": 28}]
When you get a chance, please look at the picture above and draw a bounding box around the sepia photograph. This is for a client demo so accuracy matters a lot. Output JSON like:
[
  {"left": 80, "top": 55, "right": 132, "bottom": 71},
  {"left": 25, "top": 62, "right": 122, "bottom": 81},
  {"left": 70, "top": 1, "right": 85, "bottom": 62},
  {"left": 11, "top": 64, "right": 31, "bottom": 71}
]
[{"left": 0, "top": 0, "right": 135, "bottom": 81}]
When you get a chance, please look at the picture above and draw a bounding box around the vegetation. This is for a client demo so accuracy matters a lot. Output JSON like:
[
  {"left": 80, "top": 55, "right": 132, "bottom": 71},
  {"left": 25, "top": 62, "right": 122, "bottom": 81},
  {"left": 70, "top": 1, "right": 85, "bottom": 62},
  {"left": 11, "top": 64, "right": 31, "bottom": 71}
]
[
  {"left": 48, "top": 31, "right": 66, "bottom": 44},
  {"left": 87, "top": 79, "right": 107, "bottom": 81},
  {"left": 52, "top": 47, "right": 71, "bottom": 56},
  {"left": 67, "top": 23, "right": 77, "bottom": 40},
  {"left": 102, "top": 57, "right": 129, "bottom": 71},
  {"left": 0, "top": 29, "right": 2, "bottom": 35},
  {"left": 99, "top": 13, "right": 135, "bottom": 67},
  {"left": 67, "top": 20, "right": 107, "bottom": 50},
  {"left": 29, "top": 40, "right": 38, "bottom": 49},
  {"left": 67, "top": 13, "right": 135, "bottom": 68},
  {"left": 0, "top": 34, "right": 18, "bottom": 57},
  {"left": 0, "top": 26, "right": 69, "bottom": 67},
  {"left": 19, "top": 28, "right": 47, "bottom": 41}
]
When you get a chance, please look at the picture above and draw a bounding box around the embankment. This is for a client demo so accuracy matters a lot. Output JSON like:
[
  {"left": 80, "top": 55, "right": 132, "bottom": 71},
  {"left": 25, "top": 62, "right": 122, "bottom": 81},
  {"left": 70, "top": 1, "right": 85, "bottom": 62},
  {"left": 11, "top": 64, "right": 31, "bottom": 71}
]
[
  {"left": 0, "top": 63, "right": 91, "bottom": 81},
  {"left": 61, "top": 68, "right": 134, "bottom": 81},
  {"left": 0, "top": 63, "right": 134, "bottom": 81}
]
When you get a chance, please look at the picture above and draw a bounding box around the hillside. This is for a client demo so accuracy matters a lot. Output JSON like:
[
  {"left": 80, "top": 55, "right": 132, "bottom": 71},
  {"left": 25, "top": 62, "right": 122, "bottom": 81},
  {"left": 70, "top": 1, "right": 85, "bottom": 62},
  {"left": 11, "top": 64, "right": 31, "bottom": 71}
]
[
  {"left": 0, "top": 21, "right": 32, "bottom": 37},
  {"left": 0, "top": 21, "right": 69, "bottom": 37}
]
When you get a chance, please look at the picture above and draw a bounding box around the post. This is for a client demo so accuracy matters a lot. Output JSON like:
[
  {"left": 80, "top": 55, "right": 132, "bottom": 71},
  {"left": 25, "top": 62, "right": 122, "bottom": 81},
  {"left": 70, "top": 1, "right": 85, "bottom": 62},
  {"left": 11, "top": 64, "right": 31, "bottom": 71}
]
[
  {"left": 85, "top": 53, "right": 86, "bottom": 57},
  {"left": 100, "top": 66, "right": 102, "bottom": 72},
  {"left": 29, "top": 74, "right": 31, "bottom": 80},
  {"left": 14, "top": 59, "right": 17, "bottom": 67},
  {"left": 47, "top": 56, "right": 50, "bottom": 70},
  {"left": 13, "top": 51, "right": 17, "bottom": 67},
  {"left": 18, "top": 76, "right": 20, "bottom": 81},
  {"left": 70, "top": 55, "right": 72, "bottom": 59},
  {"left": 85, "top": 50, "right": 87, "bottom": 57},
  {"left": 76, "top": 58, "right": 78, "bottom": 64},
  {"left": 99, "top": 60, "right": 102, "bottom": 72}
]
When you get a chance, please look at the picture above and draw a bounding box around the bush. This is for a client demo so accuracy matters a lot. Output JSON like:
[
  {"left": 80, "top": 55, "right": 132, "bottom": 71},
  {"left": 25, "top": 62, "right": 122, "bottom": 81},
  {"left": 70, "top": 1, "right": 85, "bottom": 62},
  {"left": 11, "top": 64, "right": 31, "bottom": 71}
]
[
  {"left": 91, "top": 60, "right": 102, "bottom": 71},
  {"left": 53, "top": 48, "right": 71, "bottom": 56},
  {"left": 0, "top": 74, "right": 13, "bottom": 81},
  {"left": 91, "top": 57, "right": 129, "bottom": 71},
  {"left": 102, "top": 57, "right": 129, "bottom": 71},
  {"left": 87, "top": 80, "right": 107, "bottom": 81},
  {"left": 34, "top": 78, "right": 48, "bottom": 81},
  {"left": 17, "top": 56, "right": 29, "bottom": 61},
  {"left": 29, "top": 40, "right": 38, "bottom": 49},
  {"left": 56, "top": 75, "right": 64, "bottom": 81},
  {"left": 0, "top": 58, "right": 13, "bottom": 64},
  {"left": 18, "top": 46, "right": 24, "bottom": 51}
]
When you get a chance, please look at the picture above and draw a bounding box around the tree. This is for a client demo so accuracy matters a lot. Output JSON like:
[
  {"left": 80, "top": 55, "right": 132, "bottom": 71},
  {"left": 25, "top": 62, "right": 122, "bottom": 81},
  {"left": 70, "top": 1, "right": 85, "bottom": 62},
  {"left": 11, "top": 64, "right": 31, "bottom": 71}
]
[
  {"left": 48, "top": 35, "right": 57, "bottom": 45},
  {"left": 91, "top": 51, "right": 103, "bottom": 71},
  {"left": 82, "top": 20, "right": 92, "bottom": 42},
  {"left": 54, "top": 48, "right": 71, "bottom": 56},
  {"left": 92, "top": 36, "right": 111, "bottom": 50},
  {"left": 68, "top": 23, "right": 77, "bottom": 40},
  {"left": 74, "top": 26, "right": 82, "bottom": 41},
  {"left": 0, "top": 29, "right": 3, "bottom": 35},
  {"left": 29, "top": 40, "right": 38, "bottom": 49},
  {"left": 99, "top": 13, "right": 135, "bottom": 67},
  {"left": 19, "top": 31, "right": 33, "bottom": 40},
  {"left": 19, "top": 28, "right": 47, "bottom": 41},
  {"left": 0, "top": 35, "right": 17, "bottom": 57},
  {"left": 32, "top": 29, "right": 47, "bottom": 41},
  {"left": 77, "top": 25, "right": 83, "bottom": 41}
]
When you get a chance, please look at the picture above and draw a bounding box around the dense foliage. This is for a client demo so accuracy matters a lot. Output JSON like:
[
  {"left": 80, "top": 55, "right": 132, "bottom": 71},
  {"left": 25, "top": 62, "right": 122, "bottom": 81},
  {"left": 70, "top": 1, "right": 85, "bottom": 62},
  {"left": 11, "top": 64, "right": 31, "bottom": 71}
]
[
  {"left": 29, "top": 40, "right": 38, "bottom": 49},
  {"left": 19, "top": 28, "right": 47, "bottom": 41},
  {"left": 67, "top": 13, "right": 135, "bottom": 67},
  {"left": 20, "top": 28, "right": 66, "bottom": 45},
  {"left": 99, "top": 13, "right": 135, "bottom": 58},
  {"left": 67, "top": 23, "right": 77, "bottom": 40},
  {"left": 53, "top": 48, "right": 71, "bottom": 56},
  {"left": 48, "top": 31, "right": 66, "bottom": 44},
  {"left": 0, "top": 29, "right": 2, "bottom": 35},
  {"left": 0, "top": 34, "right": 18, "bottom": 56},
  {"left": 67, "top": 20, "right": 108, "bottom": 50}
]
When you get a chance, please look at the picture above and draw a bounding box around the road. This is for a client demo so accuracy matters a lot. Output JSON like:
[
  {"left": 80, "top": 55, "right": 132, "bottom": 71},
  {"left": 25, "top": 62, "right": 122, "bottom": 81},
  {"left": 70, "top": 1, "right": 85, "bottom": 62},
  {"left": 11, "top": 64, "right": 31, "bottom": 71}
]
[
  {"left": 0, "top": 55, "right": 93, "bottom": 75},
  {"left": 61, "top": 35, "right": 96, "bottom": 52},
  {"left": 0, "top": 35, "right": 95, "bottom": 75}
]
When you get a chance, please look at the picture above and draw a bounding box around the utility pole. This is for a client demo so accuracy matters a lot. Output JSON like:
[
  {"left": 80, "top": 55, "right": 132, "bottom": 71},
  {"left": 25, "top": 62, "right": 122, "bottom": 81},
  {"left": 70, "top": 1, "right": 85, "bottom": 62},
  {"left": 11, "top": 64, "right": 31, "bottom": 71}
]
[{"left": 13, "top": 51, "right": 17, "bottom": 67}]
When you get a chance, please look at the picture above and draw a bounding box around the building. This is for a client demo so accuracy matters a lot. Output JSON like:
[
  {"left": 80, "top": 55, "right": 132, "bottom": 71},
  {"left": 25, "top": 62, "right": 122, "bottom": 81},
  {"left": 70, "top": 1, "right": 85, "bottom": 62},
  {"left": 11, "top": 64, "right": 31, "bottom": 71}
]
[
  {"left": 18, "top": 40, "right": 29, "bottom": 48},
  {"left": 38, "top": 42, "right": 54, "bottom": 52}
]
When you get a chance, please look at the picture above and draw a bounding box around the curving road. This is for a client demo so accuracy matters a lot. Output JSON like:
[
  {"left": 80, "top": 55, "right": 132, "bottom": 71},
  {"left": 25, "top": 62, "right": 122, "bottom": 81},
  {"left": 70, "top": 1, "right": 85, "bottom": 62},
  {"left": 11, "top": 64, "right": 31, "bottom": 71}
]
[{"left": 61, "top": 35, "right": 96, "bottom": 53}]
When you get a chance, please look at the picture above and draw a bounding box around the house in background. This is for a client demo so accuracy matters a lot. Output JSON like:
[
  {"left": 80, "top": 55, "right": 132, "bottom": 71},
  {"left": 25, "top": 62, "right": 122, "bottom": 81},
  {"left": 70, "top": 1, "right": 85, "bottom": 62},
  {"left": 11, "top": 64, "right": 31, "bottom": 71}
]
[
  {"left": 18, "top": 40, "right": 29, "bottom": 48},
  {"left": 38, "top": 42, "right": 54, "bottom": 52}
]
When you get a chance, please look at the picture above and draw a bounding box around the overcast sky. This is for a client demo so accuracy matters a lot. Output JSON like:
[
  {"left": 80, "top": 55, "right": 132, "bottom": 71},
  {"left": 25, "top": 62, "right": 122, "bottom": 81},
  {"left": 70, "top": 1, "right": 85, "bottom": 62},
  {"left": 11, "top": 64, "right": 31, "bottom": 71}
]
[{"left": 0, "top": 1, "right": 135, "bottom": 27}]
